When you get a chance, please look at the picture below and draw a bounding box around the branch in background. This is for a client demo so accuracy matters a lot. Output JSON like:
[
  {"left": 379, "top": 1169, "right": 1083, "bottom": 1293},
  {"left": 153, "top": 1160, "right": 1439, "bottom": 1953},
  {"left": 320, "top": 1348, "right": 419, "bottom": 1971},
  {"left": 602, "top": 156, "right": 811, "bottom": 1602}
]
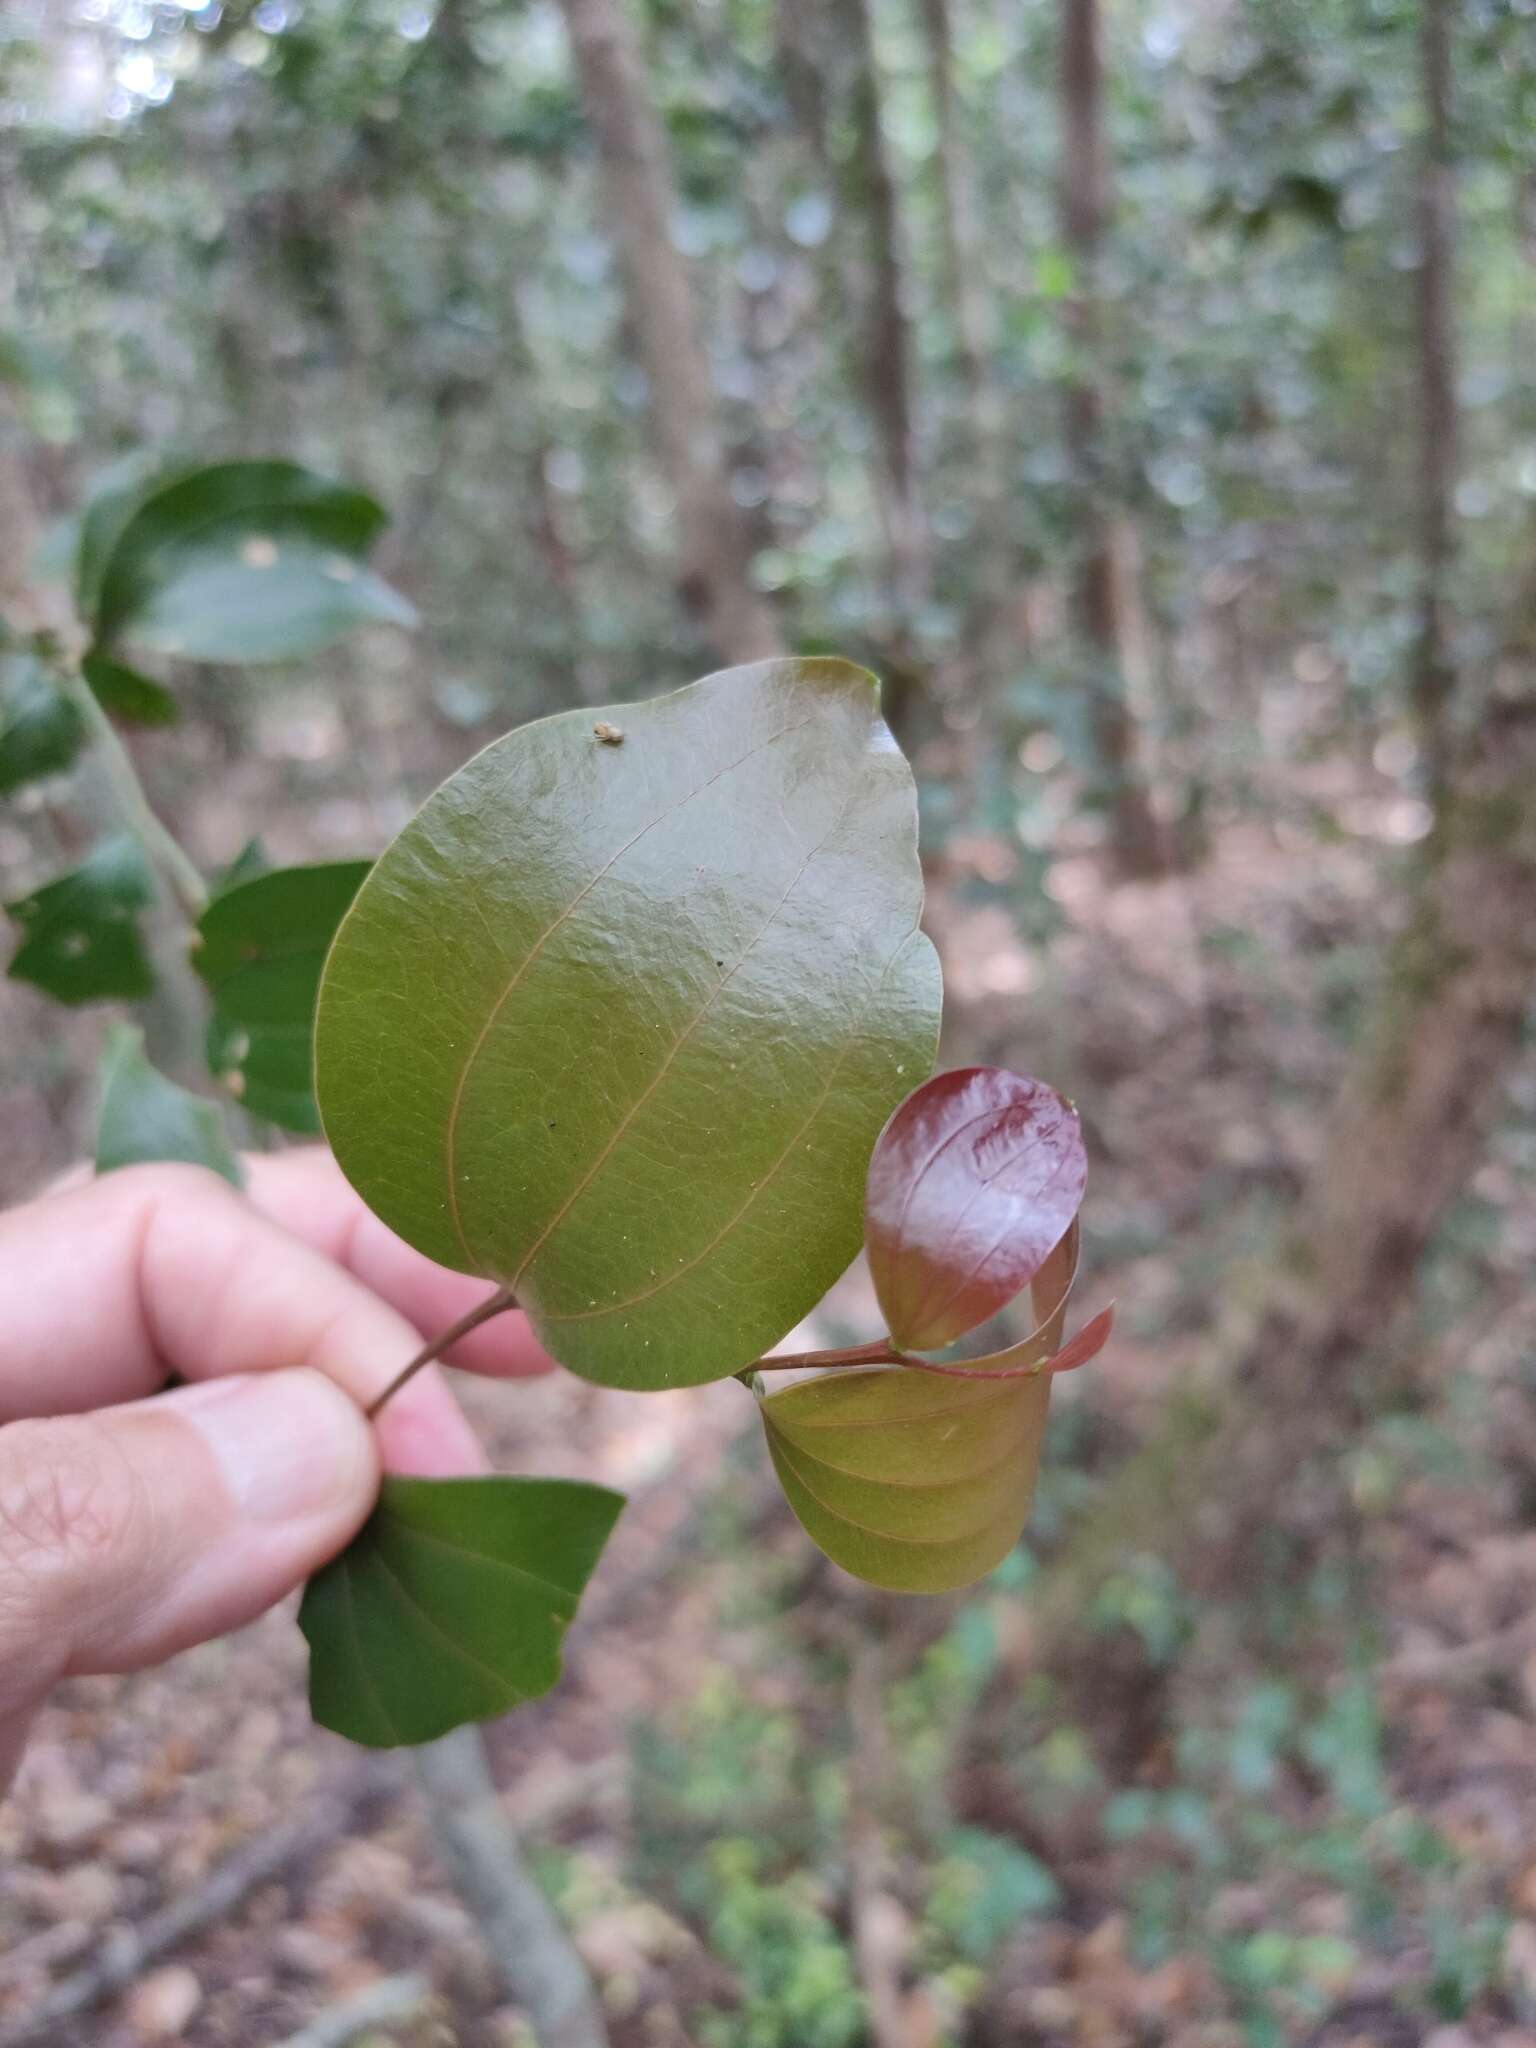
[
  {"left": 271, "top": 1974, "right": 431, "bottom": 2048},
  {"left": 1412, "top": 0, "right": 1459, "bottom": 794},
  {"left": 53, "top": 653, "right": 209, "bottom": 924},
  {"left": 414, "top": 1726, "right": 610, "bottom": 2048}
]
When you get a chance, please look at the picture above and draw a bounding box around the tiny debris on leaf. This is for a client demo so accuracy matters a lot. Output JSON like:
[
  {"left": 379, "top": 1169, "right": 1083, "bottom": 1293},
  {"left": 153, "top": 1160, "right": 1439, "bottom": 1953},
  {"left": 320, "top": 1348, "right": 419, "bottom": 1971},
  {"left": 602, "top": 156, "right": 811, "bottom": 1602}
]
[{"left": 593, "top": 721, "right": 625, "bottom": 745}]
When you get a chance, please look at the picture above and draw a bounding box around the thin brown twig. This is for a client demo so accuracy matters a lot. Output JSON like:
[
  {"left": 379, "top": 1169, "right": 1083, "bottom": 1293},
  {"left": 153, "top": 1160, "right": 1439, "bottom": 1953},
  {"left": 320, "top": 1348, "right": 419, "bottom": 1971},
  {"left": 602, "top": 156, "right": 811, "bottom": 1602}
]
[{"left": 365, "top": 1283, "right": 520, "bottom": 1419}]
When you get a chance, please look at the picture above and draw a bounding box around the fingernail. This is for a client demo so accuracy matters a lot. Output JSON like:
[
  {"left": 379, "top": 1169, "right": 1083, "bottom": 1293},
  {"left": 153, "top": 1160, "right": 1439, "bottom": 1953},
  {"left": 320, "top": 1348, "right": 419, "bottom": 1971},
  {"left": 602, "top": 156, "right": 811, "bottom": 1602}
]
[{"left": 170, "top": 1371, "right": 374, "bottom": 1524}]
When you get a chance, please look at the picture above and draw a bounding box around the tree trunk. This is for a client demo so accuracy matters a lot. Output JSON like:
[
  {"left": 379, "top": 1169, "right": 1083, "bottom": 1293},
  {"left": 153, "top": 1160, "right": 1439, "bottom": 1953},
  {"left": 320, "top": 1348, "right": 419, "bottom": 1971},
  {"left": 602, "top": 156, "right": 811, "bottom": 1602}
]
[
  {"left": 555, "top": 0, "right": 782, "bottom": 665},
  {"left": 918, "top": 0, "right": 990, "bottom": 430},
  {"left": 1413, "top": 0, "right": 1458, "bottom": 792},
  {"left": 1058, "top": 0, "right": 1167, "bottom": 878},
  {"left": 833, "top": 0, "right": 929, "bottom": 629},
  {"left": 1040, "top": 681, "right": 1536, "bottom": 1643}
]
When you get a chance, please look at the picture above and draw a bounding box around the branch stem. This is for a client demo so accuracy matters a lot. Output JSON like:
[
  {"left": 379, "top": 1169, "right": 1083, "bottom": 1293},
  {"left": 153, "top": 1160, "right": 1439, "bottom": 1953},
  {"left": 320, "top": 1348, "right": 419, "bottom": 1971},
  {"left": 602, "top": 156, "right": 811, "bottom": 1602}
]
[
  {"left": 366, "top": 1284, "right": 520, "bottom": 1420},
  {"left": 55, "top": 653, "right": 209, "bottom": 923},
  {"left": 748, "top": 1338, "right": 905, "bottom": 1373}
]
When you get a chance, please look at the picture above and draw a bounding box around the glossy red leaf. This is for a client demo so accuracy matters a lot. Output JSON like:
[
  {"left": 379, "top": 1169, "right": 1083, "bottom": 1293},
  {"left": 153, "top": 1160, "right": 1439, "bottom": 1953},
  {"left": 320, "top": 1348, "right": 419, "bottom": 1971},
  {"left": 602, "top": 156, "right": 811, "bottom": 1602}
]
[{"left": 865, "top": 1066, "right": 1088, "bottom": 1353}]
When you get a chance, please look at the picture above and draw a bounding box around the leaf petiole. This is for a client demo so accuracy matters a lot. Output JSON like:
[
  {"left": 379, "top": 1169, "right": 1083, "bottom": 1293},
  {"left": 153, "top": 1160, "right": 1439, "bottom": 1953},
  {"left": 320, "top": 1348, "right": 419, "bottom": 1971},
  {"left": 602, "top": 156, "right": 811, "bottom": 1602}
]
[{"left": 366, "top": 1283, "right": 520, "bottom": 1420}]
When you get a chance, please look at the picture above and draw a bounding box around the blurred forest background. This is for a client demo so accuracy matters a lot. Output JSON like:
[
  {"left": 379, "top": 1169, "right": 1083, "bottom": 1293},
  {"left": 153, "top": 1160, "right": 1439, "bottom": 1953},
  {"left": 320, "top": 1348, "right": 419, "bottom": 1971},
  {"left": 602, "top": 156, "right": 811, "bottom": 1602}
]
[{"left": 3, "top": 0, "right": 1536, "bottom": 2042}]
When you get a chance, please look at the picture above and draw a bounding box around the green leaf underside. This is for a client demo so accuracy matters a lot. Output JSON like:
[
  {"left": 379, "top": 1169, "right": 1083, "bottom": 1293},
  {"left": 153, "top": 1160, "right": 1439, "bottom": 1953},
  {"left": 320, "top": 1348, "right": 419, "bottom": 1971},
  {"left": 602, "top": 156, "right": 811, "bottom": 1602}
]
[
  {"left": 86, "top": 460, "right": 415, "bottom": 665},
  {"left": 299, "top": 1475, "right": 624, "bottom": 1748},
  {"left": 764, "top": 1366, "right": 1051, "bottom": 1593},
  {"left": 316, "top": 658, "right": 942, "bottom": 1391},
  {"left": 193, "top": 861, "right": 370, "bottom": 1131},
  {"left": 0, "top": 652, "right": 84, "bottom": 797},
  {"left": 95, "top": 1023, "right": 242, "bottom": 1183},
  {"left": 5, "top": 835, "right": 154, "bottom": 1005}
]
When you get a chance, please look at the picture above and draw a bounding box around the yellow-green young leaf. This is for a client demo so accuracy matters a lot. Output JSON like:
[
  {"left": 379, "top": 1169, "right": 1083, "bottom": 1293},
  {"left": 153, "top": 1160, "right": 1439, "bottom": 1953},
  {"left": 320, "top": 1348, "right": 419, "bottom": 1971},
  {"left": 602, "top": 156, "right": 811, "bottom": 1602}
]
[
  {"left": 761, "top": 1367, "right": 1051, "bottom": 1593},
  {"left": 192, "top": 860, "right": 370, "bottom": 1132},
  {"left": 299, "top": 1475, "right": 624, "bottom": 1748},
  {"left": 5, "top": 836, "right": 154, "bottom": 1006},
  {"left": 315, "top": 658, "right": 941, "bottom": 1391},
  {"left": 95, "top": 1024, "right": 242, "bottom": 1184}
]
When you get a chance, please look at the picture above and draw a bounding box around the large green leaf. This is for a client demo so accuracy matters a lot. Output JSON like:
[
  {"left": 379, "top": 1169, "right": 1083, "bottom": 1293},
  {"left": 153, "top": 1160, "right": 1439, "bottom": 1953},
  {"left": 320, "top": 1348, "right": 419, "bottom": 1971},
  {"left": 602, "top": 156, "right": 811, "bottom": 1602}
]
[
  {"left": 761, "top": 1367, "right": 1052, "bottom": 1593},
  {"left": 0, "top": 651, "right": 84, "bottom": 797},
  {"left": 86, "top": 460, "right": 417, "bottom": 665},
  {"left": 192, "top": 860, "right": 371, "bottom": 1132},
  {"left": 5, "top": 836, "right": 154, "bottom": 1005},
  {"left": 315, "top": 658, "right": 942, "bottom": 1391},
  {"left": 299, "top": 1475, "right": 624, "bottom": 1747},
  {"left": 95, "top": 1023, "right": 242, "bottom": 1184}
]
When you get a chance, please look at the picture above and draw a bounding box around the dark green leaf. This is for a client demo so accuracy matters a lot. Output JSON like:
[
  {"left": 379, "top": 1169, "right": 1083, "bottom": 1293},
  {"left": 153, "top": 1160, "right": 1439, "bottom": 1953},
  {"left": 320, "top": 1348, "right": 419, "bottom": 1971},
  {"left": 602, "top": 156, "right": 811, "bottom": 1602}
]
[
  {"left": 95, "top": 1023, "right": 242, "bottom": 1183},
  {"left": 0, "top": 652, "right": 84, "bottom": 797},
  {"left": 193, "top": 861, "right": 371, "bottom": 1132},
  {"left": 74, "top": 456, "right": 162, "bottom": 620},
  {"left": 315, "top": 658, "right": 942, "bottom": 1391},
  {"left": 89, "top": 460, "right": 417, "bottom": 664},
  {"left": 5, "top": 836, "right": 154, "bottom": 1005},
  {"left": 82, "top": 650, "right": 179, "bottom": 728},
  {"left": 299, "top": 1474, "right": 624, "bottom": 1747}
]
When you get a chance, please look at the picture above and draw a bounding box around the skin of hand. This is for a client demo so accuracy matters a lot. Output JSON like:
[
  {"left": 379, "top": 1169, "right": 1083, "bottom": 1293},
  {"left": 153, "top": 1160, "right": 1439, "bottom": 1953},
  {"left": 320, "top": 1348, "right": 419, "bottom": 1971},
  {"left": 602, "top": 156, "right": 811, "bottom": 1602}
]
[{"left": 0, "top": 1148, "right": 551, "bottom": 1794}]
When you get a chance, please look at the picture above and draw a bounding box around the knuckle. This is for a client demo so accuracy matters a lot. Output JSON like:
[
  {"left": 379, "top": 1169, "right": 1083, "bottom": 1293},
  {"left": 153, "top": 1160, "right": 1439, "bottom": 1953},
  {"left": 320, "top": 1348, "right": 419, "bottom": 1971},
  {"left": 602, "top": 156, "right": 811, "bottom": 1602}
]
[
  {"left": 113, "top": 1159, "right": 240, "bottom": 1209},
  {"left": 0, "top": 1419, "right": 149, "bottom": 1589}
]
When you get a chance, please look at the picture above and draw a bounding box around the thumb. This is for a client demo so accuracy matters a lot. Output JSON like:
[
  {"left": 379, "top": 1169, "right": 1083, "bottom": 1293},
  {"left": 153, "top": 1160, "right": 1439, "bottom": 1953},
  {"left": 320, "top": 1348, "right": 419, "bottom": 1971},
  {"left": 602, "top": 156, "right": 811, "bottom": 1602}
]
[{"left": 0, "top": 1368, "right": 376, "bottom": 1728}]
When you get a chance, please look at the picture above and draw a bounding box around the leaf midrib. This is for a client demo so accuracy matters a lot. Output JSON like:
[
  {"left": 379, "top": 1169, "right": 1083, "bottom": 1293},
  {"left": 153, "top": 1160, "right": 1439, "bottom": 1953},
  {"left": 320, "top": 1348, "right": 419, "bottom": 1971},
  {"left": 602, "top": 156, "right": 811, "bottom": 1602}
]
[
  {"left": 539, "top": 924, "right": 926, "bottom": 1330},
  {"left": 441, "top": 710, "right": 815, "bottom": 1272}
]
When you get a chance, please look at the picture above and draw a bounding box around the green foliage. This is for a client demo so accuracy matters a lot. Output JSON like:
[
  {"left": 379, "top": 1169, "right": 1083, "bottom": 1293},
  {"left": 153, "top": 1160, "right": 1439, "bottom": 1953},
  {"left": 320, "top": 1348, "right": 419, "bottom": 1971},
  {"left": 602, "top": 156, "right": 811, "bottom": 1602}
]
[
  {"left": 5, "top": 835, "right": 154, "bottom": 1005},
  {"left": 299, "top": 1475, "right": 624, "bottom": 1747},
  {"left": 0, "top": 648, "right": 84, "bottom": 796},
  {"left": 694, "top": 1840, "right": 867, "bottom": 2048},
  {"left": 193, "top": 860, "right": 370, "bottom": 1131},
  {"left": 81, "top": 650, "right": 178, "bottom": 728},
  {"left": 95, "top": 1023, "right": 242, "bottom": 1185},
  {"left": 926, "top": 1828, "right": 1061, "bottom": 1964},
  {"left": 81, "top": 460, "right": 417, "bottom": 667},
  {"left": 315, "top": 657, "right": 942, "bottom": 1392}
]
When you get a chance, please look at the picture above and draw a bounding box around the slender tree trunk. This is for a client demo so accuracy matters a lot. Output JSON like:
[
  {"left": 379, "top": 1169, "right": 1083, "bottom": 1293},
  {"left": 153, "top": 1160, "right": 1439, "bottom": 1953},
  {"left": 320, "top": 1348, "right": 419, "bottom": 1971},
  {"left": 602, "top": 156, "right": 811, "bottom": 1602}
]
[
  {"left": 555, "top": 0, "right": 782, "bottom": 665},
  {"left": 833, "top": 0, "right": 929, "bottom": 628},
  {"left": 1058, "top": 0, "right": 1167, "bottom": 877},
  {"left": 1036, "top": 699, "right": 1536, "bottom": 1671},
  {"left": 918, "top": 0, "right": 990, "bottom": 431},
  {"left": 1413, "top": 0, "right": 1458, "bottom": 791}
]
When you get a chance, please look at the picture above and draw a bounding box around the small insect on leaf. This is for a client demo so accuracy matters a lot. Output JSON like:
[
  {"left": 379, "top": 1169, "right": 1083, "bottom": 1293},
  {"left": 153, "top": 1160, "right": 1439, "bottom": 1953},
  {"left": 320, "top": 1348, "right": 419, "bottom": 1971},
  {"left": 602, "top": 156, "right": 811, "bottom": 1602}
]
[
  {"left": 593, "top": 720, "right": 624, "bottom": 745},
  {"left": 865, "top": 1067, "right": 1088, "bottom": 1353}
]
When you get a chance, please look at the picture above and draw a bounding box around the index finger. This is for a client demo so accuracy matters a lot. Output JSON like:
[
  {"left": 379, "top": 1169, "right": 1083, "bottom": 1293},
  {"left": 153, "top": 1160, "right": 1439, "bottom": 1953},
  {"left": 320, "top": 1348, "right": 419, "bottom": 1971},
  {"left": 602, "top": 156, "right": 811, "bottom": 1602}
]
[{"left": 237, "top": 1149, "right": 555, "bottom": 1381}]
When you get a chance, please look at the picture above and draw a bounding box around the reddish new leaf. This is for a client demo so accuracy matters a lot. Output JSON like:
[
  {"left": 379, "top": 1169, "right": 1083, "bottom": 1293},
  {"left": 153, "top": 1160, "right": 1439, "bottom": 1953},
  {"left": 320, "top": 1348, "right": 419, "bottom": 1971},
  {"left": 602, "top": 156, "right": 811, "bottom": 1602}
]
[{"left": 865, "top": 1066, "right": 1088, "bottom": 1353}]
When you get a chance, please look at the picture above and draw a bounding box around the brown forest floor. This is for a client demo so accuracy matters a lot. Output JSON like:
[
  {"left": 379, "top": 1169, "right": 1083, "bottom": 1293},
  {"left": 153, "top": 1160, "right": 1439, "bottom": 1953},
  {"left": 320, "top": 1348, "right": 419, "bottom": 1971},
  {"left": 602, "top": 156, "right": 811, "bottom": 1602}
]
[{"left": 2, "top": 717, "right": 1536, "bottom": 2047}]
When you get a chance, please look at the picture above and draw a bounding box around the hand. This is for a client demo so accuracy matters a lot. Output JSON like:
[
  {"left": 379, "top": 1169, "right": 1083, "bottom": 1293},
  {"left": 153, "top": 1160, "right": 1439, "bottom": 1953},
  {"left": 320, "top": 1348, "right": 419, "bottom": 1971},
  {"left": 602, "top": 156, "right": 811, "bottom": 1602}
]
[{"left": 0, "top": 1148, "right": 549, "bottom": 1791}]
